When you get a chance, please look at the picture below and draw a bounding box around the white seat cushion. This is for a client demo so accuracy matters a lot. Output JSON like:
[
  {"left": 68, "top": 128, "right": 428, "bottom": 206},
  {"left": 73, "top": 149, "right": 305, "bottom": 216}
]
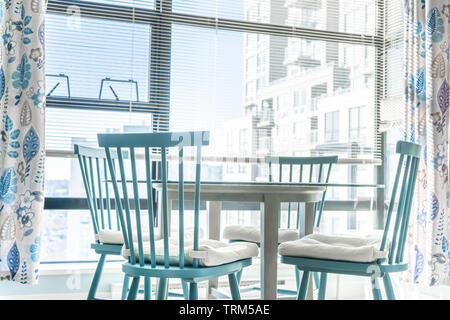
[
  {"left": 97, "top": 228, "right": 202, "bottom": 245},
  {"left": 123, "top": 237, "right": 259, "bottom": 267},
  {"left": 278, "top": 233, "right": 388, "bottom": 263},
  {"left": 223, "top": 225, "right": 299, "bottom": 244},
  {"left": 97, "top": 230, "right": 129, "bottom": 245}
]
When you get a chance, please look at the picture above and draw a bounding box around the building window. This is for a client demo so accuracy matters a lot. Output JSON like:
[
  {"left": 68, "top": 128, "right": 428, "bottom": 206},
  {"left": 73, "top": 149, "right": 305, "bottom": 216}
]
[
  {"left": 301, "top": 90, "right": 307, "bottom": 105},
  {"left": 349, "top": 106, "right": 366, "bottom": 140},
  {"left": 293, "top": 90, "right": 299, "bottom": 107},
  {"left": 256, "top": 78, "right": 265, "bottom": 90},
  {"left": 310, "top": 116, "right": 318, "bottom": 144},
  {"left": 325, "top": 111, "right": 340, "bottom": 142},
  {"left": 343, "top": 47, "right": 348, "bottom": 66},
  {"left": 239, "top": 128, "right": 249, "bottom": 155}
]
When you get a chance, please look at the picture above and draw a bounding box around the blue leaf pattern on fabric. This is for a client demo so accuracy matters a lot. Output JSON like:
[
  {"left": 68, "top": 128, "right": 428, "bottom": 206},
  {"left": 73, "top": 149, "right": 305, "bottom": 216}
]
[
  {"left": 7, "top": 151, "right": 18, "bottom": 158},
  {"left": 7, "top": 242, "right": 19, "bottom": 280},
  {"left": 430, "top": 192, "right": 439, "bottom": 220},
  {"left": 414, "top": 245, "right": 424, "bottom": 283},
  {"left": 23, "top": 126, "right": 39, "bottom": 165},
  {"left": 0, "top": 168, "right": 18, "bottom": 205},
  {"left": 10, "top": 128, "right": 20, "bottom": 140},
  {"left": 11, "top": 54, "right": 31, "bottom": 90},
  {"left": 9, "top": 141, "right": 19, "bottom": 148},
  {"left": 38, "top": 22, "right": 44, "bottom": 49},
  {"left": 415, "top": 67, "right": 427, "bottom": 100},
  {"left": 5, "top": 115, "right": 13, "bottom": 132},
  {"left": 426, "top": 7, "right": 444, "bottom": 42},
  {"left": 442, "top": 236, "right": 448, "bottom": 253},
  {"left": 0, "top": 67, "right": 4, "bottom": 100}
]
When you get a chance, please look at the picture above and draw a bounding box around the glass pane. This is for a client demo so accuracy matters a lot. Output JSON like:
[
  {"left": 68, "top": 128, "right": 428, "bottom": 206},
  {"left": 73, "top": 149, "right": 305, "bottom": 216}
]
[
  {"left": 46, "top": 107, "right": 152, "bottom": 151},
  {"left": 41, "top": 210, "right": 125, "bottom": 262},
  {"left": 45, "top": 13, "right": 150, "bottom": 101},
  {"left": 173, "top": 0, "right": 378, "bottom": 35},
  {"left": 170, "top": 23, "right": 377, "bottom": 164}
]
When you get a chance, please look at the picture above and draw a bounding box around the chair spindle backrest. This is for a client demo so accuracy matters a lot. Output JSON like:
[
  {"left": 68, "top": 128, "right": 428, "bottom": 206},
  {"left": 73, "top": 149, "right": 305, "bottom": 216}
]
[
  {"left": 74, "top": 144, "right": 125, "bottom": 241},
  {"left": 98, "top": 131, "right": 210, "bottom": 269},
  {"left": 380, "top": 141, "right": 421, "bottom": 265},
  {"left": 266, "top": 155, "right": 338, "bottom": 229}
]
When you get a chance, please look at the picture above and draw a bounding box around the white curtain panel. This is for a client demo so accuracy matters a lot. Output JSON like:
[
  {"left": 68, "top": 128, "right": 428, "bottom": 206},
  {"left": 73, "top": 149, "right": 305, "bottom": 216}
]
[
  {"left": 0, "top": 0, "right": 46, "bottom": 284},
  {"left": 404, "top": 0, "right": 449, "bottom": 286}
]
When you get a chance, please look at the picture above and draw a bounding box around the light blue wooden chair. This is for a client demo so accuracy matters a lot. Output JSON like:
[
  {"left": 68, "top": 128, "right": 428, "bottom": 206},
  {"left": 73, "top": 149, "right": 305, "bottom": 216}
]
[
  {"left": 279, "top": 141, "right": 421, "bottom": 300},
  {"left": 98, "top": 131, "right": 257, "bottom": 300},
  {"left": 74, "top": 144, "right": 134, "bottom": 300},
  {"left": 266, "top": 155, "right": 338, "bottom": 232},
  {"left": 223, "top": 155, "right": 338, "bottom": 295}
]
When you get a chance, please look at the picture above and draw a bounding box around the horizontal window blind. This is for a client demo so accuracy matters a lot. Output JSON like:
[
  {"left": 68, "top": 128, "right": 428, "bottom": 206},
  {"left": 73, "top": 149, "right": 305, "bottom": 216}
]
[
  {"left": 380, "top": 0, "right": 404, "bottom": 131},
  {"left": 46, "top": 0, "right": 395, "bottom": 163},
  {"left": 46, "top": 1, "right": 163, "bottom": 151},
  {"left": 163, "top": 0, "right": 384, "bottom": 162}
]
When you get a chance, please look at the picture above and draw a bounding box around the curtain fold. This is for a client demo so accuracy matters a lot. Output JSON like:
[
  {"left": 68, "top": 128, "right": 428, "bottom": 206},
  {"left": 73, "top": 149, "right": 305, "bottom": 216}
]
[
  {"left": 404, "top": 0, "right": 449, "bottom": 286},
  {"left": 0, "top": 0, "right": 46, "bottom": 284}
]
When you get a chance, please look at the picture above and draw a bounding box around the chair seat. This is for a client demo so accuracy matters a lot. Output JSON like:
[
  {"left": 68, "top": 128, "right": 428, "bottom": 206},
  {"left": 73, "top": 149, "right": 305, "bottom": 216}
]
[
  {"left": 280, "top": 255, "right": 408, "bottom": 276},
  {"left": 279, "top": 233, "right": 387, "bottom": 263},
  {"left": 123, "top": 238, "right": 259, "bottom": 267},
  {"left": 223, "top": 225, "right": 299, "bottom": 244},
  {"left": 122, "top": 258, "right": 253, "bottom": 282}
]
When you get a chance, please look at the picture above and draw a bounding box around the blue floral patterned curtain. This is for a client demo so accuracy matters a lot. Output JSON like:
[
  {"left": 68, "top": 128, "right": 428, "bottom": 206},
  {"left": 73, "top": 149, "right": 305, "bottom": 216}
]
[
  {"left": 0, "top": 0, "right": 45, "bottom": 284},
  {"left": 404, "top": 0, "right": 449, "bottom": 286}
]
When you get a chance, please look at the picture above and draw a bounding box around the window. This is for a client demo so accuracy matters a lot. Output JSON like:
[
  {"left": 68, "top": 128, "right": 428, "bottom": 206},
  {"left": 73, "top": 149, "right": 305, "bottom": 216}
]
[
  {"left": 301, "top": 90, "right": 307, "bottom": 105},
  {"left": 293, "top": 91, "right": 299, "bottom": 107},
  {"left": 256, "top": 77, "right": 265, "bottom": 91},
  {"left": 349, "top": 106, "right": 366, "bottom": 140},
  {"left": 310, "top": 116, "right": 318, "bottom": 144},
  {"left": 45, "top": 11, "right": 155, "bottom": 151},
  {"left": 324, "top": 111, "right": 340, "bottom": 142},
  {"left": 239, "top": 128, "right": 249, "bottom": 156},
  {"left": 45, "top": 0, "right": 390, "bottom": 262},
  {"left": 257, "top": 53, "right": 262, "bottom": 70}
]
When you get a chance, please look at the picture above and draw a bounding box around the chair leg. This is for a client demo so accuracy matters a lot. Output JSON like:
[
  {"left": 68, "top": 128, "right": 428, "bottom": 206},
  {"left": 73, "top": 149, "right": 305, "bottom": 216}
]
[
  {"left": 383, "top": 273, "right": 395, "bottom": 300},
  {"left": 144, "top": 277, "right": 152, "bottom": 300},
  {"left": 295, "top": 267, "right": 300, "bottom": 289},
  {"left": 189, "top": 283, "right": 199, "bottom": 300},
  {"left": 127, "top": 277, "right": 140, "bottom": 300},
  {"left": 182, "top": 280, "right": 189, "bottom": 300},
  {"left": 157, "top": 278, "right": 168, "bottom": 300},
  {"left": 236, "top": 269, "right": 243, "bottom": 286},
  {"left": 121, "top": 274, "right": 130, "bottom": 300},
  {"left": 313, "top": 272, "right": 320, "bottom": 290},
  {"left": 318, "top": 273, "right": 327, "bottom": 300},
  {"left": 228, "top": 273, "right": 241, "bottom": 300},
  {"left": 87, "top": 254, "right": 106, "bottom": 300},
  {"left": 296, "top": 270, "right": 310, "bottom": 300},
  {"left": 371, "top": 277, "right": 382, "bottom": 300}
]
